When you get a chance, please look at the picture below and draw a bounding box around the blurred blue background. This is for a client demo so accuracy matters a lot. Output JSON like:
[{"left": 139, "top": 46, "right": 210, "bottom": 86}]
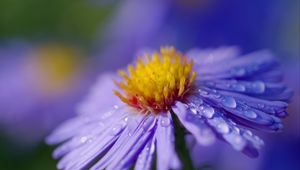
[{"left": 0, "top": 0, "right": 299, "bottom": 170}]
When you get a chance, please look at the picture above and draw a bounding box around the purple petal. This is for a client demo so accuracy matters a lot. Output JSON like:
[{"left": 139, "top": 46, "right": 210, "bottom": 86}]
[
  {"left": 201, "top": 79, "right": 291, "bottom": 102},
  {"left": 206, "top": 112, "right": 263, "bottom": 157},
  {"left": 193, "top": 88, "right": 285, "bottom": 130},
  {"left": 90, "top": 114, "right": 157, "bottom": 170},
  {"left": 187, "top": 46, "right": 241, "bottom": 65},
  {"left": 172, "top": 102, "right": 216, "bottom": 146},
  {"left": 183, "top": 98, "right": 264, "bottom": 157},
  {"left": 195, "top": 50, "right": 278, "bottom": 80},
  {"left": 134, "top": 137, "right": 156, "bottom": 170},
  {"left": 76, "top": 73, "right": 122, "bottom": 115},
  {"left": 55, "top": 111, "right": 129, "bottom": 170},
  {"left": 46, "top": 106, "right": 127, "bottom": 145},
  {"left": 155, "top": 113, "right": 181, "bottom": 170}
]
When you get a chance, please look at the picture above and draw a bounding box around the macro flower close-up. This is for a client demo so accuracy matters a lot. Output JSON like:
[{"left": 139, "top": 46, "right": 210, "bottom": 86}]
[
  {"left": 47, "top": 46, "right": 292, "bottom": 170},
  {"left": 0, "top": 0, "right": 299, "bottom": 170}
]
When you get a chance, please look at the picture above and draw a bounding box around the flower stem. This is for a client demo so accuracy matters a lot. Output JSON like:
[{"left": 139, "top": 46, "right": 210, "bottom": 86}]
[{"left": 171, "top": 109, "right": 195, "bottom": 170}]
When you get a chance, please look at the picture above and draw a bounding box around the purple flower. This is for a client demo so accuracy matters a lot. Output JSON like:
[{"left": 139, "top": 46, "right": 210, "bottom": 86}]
[
  {"left": 0, "top": 42, "right": 90, "bottom": 144},
  {"left": 94, "top": 0, "right": 170, "bottom": 70},
  {"left": 47, "top": 47, "right": 291, "bottom": 170}
]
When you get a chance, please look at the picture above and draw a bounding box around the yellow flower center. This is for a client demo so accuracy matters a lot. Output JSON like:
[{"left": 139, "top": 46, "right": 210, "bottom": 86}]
[{"left": 114, "top": 47, "right": 196, "bottom": 113}]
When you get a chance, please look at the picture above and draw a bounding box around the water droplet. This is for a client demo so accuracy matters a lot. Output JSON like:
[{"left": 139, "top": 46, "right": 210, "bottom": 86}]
[
  {"left": 101, "top": 111, "right": 112, "bottom": 119},
  {"left": 198, "top": 128, "right": 216, "bottom": 145},
  {"left": 199, "top": 89, "right": 208, "bottom": 95},
  {"left": 192, "top": 98, "right": 203, "bottom": 107},
  {"left": 113, "top": 105, "right": 119, "bottom": 109},
  {"left": 202, "top": 106, "right": 215, "bottom": 118},
  {"left": 232, "top": 84, "right": 246, "bottom": 92},
  {"left": 232, "top": 67, "right": 246, "bottom": 76},
  {"left": 224, "top": 133, "right": 245, "bottom": 150},
  {"left": 217, "top": 123, "right": 230, "bottom": 134},
  {"left": 244, "top": 130, "right": 253, "bottom": 136},
  {"left": 110, "top": 125, "right": 122, "bottom": 135},
  {"left": 257, "top": 103, "right": 264, "bottom": 109},
  {"left": 222, "top": 96, "right": 237, "bottom": 108},
  {"left": 80, "top": 136, "right": 88, "bottom": 143},
  {"left": 190, "top": 108, "right": 198, "bottom": 114},
  {"left": 244, "top": 110, "right": 257, "bottom": 119},
  {"left": 160, "top": 117, "right": 171, "bottom": 127},
  {"left": 232, "top": 126, "right": 240, "bottom": 133},
  {"left": 252, "top": 81, "right": 265, "bottom": 93}
]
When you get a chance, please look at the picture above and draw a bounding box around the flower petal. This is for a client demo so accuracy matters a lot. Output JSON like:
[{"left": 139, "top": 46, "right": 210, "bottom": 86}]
[
  {"left": 76, "top": 73, "right": 122, "bottom": 115},
  {"left": 90, "top": 114, "right": 157, "bottom": 170},
  {"left": 194, "top": 50, "right": 278, "bottom": 80},
  {"left": 187, "top": 46, "right": 241, "bottom": 65},
  {"left": 172, "top": 102, "right": 216, "bottom": 146},
  {"left": 134, "top": 137, "right": 156, "bottom": 170},
  {"left": 200, "top": 79, "right": 292, "bottom": 102},
  {"left": 156, "top": 113, "right": 181, "bottom": 170},
  {"left": 46, "top": 106, "right": 127, "bottom": 145},
  {"left": 55, "top": 112, "right": 129, "bottom": 170},
  {"left": 175, "top": 102, "right": 263, "bottom": 157},
  {"left": 191, "top": 89, "right": 283, "bottom": 131}
]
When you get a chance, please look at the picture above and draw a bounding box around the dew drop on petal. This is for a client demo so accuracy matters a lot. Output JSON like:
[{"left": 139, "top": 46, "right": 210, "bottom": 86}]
[
  {"left": 101, "top": 111, "right": 113, "bottom": 119},
  {"left": 202, "top": 106, "right": 215, "bottom": 118},
  {"left": 257, "top": 103, "right": 265, "bottom": 109},
  {"left": 224, "top": 133, "right": 246, "bottom": 151},
  {"left": 222, "top": 96, "right": 237, "bottom": 108},
  {"left": 80, "top": 136, "right": 88, "bottom": 143},
  {"left": 160, "top": 117, "right": 171, "bottom": 127},
  {"left": 190, "top": 108, "right": 198, "bottom": 114},
  {"left": 244, "top": 130, "right": 253, "bottom": 137},
  {"left": 252, "top": 81, "right": 265, "bottom": 93},
  {"left": 110, "top": 125, "right": 122, "bottom": 135},
  {"left": 244, "top": 110, "right": 258, "bottom": 119},
  {"left": 217, "top": 123, "right": 230, "bottom": 134},
  {"left": 199, "top": 128, "right": 216, "bottom": 145},
  {"left": 195, "top": 99, "right": 204, "bottom": 106},
  {"left": 198, "top": 89, "right": 208, "bottom": 95},
  {"left": 232, "top": 84, "right": 246, "bottom": 92},
  {"left": 231, "top": 67, "right": 246, "bottom": 76}
]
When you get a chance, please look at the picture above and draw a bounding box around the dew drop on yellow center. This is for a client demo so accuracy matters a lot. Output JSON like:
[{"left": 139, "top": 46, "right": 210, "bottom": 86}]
[{"left": 114, "top": 47, "right": 196, "bottom": 113}]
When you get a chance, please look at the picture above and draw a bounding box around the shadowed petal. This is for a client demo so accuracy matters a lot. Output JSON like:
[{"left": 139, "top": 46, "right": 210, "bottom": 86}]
[
  {"left": 193, "top": 88, "right": 285, "bottom": 130},
  {"left": 172, "top": 102, "right": 216, "bottom": 146},
  {"left": 134, "top": 137, "right": 156, "bottom": 170},
  {"left": 173, "top": 102, "right": 263, "bottom": 158}
]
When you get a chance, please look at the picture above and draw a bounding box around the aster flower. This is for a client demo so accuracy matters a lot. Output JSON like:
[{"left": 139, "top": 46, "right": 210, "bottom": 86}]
[
  {"left": 0, "top": 42, "right": 89, "bottom": 144},
  {"left": 47, "top": 46, "right": 291, "bottom": 170}
]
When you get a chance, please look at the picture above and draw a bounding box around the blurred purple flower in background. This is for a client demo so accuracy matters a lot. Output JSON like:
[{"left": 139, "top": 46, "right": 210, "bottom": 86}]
[
  {"left": 93, "top": 0, "right": 170, "bottom": 70},
  {"left": 47, "top": 46, "right": 291, "bottom": 170},
  {"left": 0, "top": 42, "right": 91, "bottom": 144}
]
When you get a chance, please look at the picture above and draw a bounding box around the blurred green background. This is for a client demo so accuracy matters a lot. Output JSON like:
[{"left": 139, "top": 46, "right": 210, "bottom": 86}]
[{"left": 0, "top": 1, "right": 114, "bottom": 169}]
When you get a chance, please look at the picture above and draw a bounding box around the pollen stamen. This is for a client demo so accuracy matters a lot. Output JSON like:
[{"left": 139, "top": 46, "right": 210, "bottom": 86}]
[{"left": 114, "top": 47, "right": 196, "bottom": 113}]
